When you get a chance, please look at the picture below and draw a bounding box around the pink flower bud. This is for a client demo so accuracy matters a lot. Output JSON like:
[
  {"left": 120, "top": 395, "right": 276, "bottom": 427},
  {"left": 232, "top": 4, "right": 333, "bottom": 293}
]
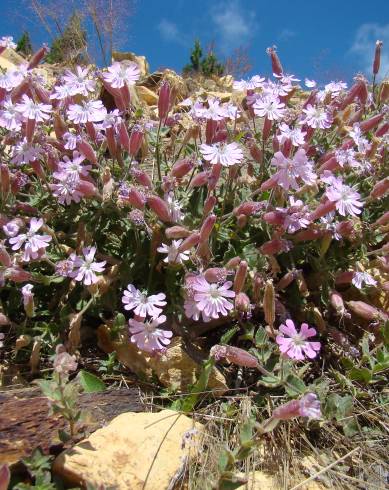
[
  {"left": 237, "top": 214, "right": 247, "bottom": 228},
  {"left": 77, "top": 140, "right": 97, "bottom": 164},
  {"left": 330, "top": 290, "right": 347, "bottom": 316},
  {"left": 234, "top": 201, "right": 262, "bottom": 216},
  {"left": 190, "top": 171, "right": 208, "bottom": 188},
  {"left": 210, "top": 344, "right": 260, "bottom": 368},
  {"left": 373, "top": 211, "right": 389, "bottom": 227},
  {"left": 234, "top": 260, "right": 248, "bottom": 293},
  {"left": 0, "top": 164, "right": 10, "bottom": 194},
  {"left": 272, "top": 393, "right": 321, "bottom": 420},
  {"left": 249, "top": 143, "right": 262, "bottom": 162},
  {"left": 347, "top": 300, "right": 388, "bottom": 322},
  {"left": 22, "top": 284, "right": 34, "bottom": 318},
  {"left": 53, "top": 344, "right": 78, "bottom": 375},
  {"left": 208, "top": 163, "right": 222, "bottom": 191},
  {"left": 235, "top": 291, "right": 251, "bottom": 312},
  {"left": 178, "top": 232, "right": 201, "bottom": 252},
  {"left": 225, "top": 256, "right": 241, "bottom": 270},
  {"left": 263, "top": 211, "right": 285, "bottom": 226},
  {"left": 253, "top": 274, "right": 264, "bottom": 303},
  {"left": 199, "top": 214, "right": 216, "bottom": 243},
  {"left": 0, "top": 313, "right": 10, "bottom": 325},
  {"left": 204, "top": 267, "right": 228, "bottom": 283},
  {"left": 375, "top": 122, "right": 389, "bottom": 138},
  {"left": 203, "top": 195, "right": 217, "bottom": 215},
  {"left": 335, "top": 271, "right": 354, "bottom": 285},
  {"left": 0, "top": 464, "right": 10, "bottom": 490},
  {"left": 76, "top": 179, "right": 98, "bottom": 197},
  {"left": 260, "top": 239, "right": 291, "bottom": 255},
  {"left": 171, "top": 158, "right": 194, "bottom": 178},
  {"left": 263, "top": 117, "right": 272, "bottom": 142},
  {"left": 31, "top": 160, "right": 44, "bottom": 179},
  {"left": 318, "top": 156, "right": 340, "bottom": 173},
  {"left": 120, "top": 84, "right": 131, "bottom": 108},
  {"left": 131, "top": 167, "right": 153, "bottom": 188},
  {"left": 105, "top": 126, "right": 117, "bottom": 158},
  {"left": 360, "top": 114, "right": 384, "bottom": 133},
  {"left": 260, "top": 176, "right": 278, "bottom": 191},
  {"left": 129, "top": 127, "right": 144, "bottom": 156},
  {"left": 0, "top": 245, "right": 11, "bottom": 267},
  {"left": 205, "top": 119, "right": 218, "bottom": 145},
  {"left": 293, "top": 229, "right": 324, "bottom": 242},
  {"left": 118, "top": 121, "right": 131, "bottom": 152},
  {"left": 266, "top": 46, "right": 283, "bottom": 76},
  {"left": 165, "top": 226, "right": 191, "bottom": 239},
  {"left": 335, "top": 220, "right": 354, "bottom": 238},
  {"left": 125, "top": 187, "right": 146, "bottom": 209},
  {"left": 309, "top": 200, "right": 337, "bottom": 221},
  {"left": 28, "top": 44, "right": 49, "bottom": 69},
  {"left": 25, "top": 118, "right": 36, "bottom": 142},
  {"left": 158, "top": 81, "right": 171, "bottom": 121},
  {"left": 373, "top": 40, "right": 383, "bottom": 75},
  {"left": 147, "top": 195, "right": 171, "bottom": 222},
  {"left": 6, "top": 266, "right": 32, "bottom": 282},
  {"left": 369, "top": 177, "right": 389, "bottom": 200},
  {"left": 276, "top": 270, "right": 298, "bottom": 290}
]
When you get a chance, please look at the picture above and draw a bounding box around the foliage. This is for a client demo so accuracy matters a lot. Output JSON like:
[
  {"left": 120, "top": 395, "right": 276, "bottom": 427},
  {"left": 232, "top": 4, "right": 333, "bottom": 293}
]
[
  {"left": 183, "top": 39, "right": 225, "bottom": 76},
  {"left": 16, "top": 32, "right": 33, "bottom": 57},
  {"left": 45, "top": 12, "right": 87, "bottom": 64}
]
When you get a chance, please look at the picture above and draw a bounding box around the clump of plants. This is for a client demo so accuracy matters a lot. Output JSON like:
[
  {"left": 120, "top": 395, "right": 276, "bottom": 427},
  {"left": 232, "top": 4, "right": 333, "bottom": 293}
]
[{"left": 0, "top": 33, "right": 388, "bottom": 487}]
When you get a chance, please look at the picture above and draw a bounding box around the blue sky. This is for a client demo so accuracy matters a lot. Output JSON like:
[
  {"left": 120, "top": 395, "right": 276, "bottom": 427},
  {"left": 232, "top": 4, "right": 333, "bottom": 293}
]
[{"left": 2, "top": 0, "right": 389, "bottom": 83}]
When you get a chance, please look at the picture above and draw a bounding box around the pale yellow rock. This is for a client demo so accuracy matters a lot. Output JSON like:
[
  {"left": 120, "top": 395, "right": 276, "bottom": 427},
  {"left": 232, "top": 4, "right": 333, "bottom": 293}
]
[
  {"left": 136, "top": 85, "right": 158, "bottom": 105},
  {"left": 0, "top": 48, "right": 25, "bottom": 70},
  {"left": 97, "top": 325, "right": 228, "bottom": 393},
  {"left": 219, "top": 74, "right": 234, "bottom": 89},
  {"left": 236, "top": 471, "right": 326, "bottom": 489},
  {"left": 53, "top": 409, "right": 202, "bottom": 490}
]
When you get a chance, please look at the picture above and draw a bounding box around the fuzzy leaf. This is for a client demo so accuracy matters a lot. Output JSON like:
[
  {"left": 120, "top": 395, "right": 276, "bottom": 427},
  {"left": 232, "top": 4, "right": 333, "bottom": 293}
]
[{"left": 77, "top": 370, "right": 106, "bottom": 393}]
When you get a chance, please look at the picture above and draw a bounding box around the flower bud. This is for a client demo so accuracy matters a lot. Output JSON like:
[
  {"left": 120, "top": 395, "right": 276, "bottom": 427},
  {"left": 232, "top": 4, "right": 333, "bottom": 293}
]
[
  {"left": 375, "top": 122, "right": 389, "bottom": 138},
  {"left": 293, "top": 229, "right": 324, "bottom": 242},
  {"left": 199, "top": 214, "right": 216, "bottom": 243},
  {"left": 335, "top": 271, "right": 354, "bottom": 285},
  {"left": 129, "top": 126, "right": 144, "bottom": 156},
  {"left": 77, "top": 140, "right": 97, "bottom": 164},
  {"left": 203, "top": 195, "right": 217, "bottom": 215},
  {"left": 210, "top": 344, "right": 259, "bottom": 368},
  {"left": 208, "top": 163, "right": 222, "bottom": 191},
  {"left": 263, "top": 280, "right": 275, "bottom": 328},
  {"left": 318, "top": 156, "right": 340, "bottom": 173},
  {"left": 235, "top": 292, "right": 251, "bottom": 312},
  {"left": 266, "top": 46, "right": 283, "bottom": 76},
  {"left": 260, "top": 176, "right": 278, "bottom": 191},
  {"left": 125, "top": 187, "right": 146, "bottom": 209},
  {"left": 6, "top": 266, "right": 32, "bottom": 282},
  {"left": 233, "top": 201, "right": 262, "bottom": 216},
  {"left": 233, "top": 260, "right": 248, "bottom": 293},
  {"left": 0, "top": 164, "right": 10, "bottom": 194},
  {"left": 347, "top": 300, "right": 388, "bottom": 322},
  {"left": 263, "top": 211, "right": 285, "bottom": 226},
  {"left": 369, "top": 177, "right": 389, "bottom": 200},
  {"left": 237, "top": 214, "right": 247, "bottom": 228},
  {"left": 262, "top": 117, "right": 272, "bottom": 141},
  {"left": 158, "top": 81, "right": 171, "bottom": 121},
  {"left": 225, "top": 256, "right": 241, "bottom": 270},
  {"left": 190, "top": 171, "right": 208, "bottom": 188},
  {"left": 178, "top": 232, "right": 200, "bottom": 252},
  {"left": 253, "top": 274, "right": 264, "bottom": 303},
  {"left": 260, "top": 238, "right": 291, "bottom": 255},
  {"left": 22, "top": 284, "right": 34, "bottom": 318},
  {"left": 165, "top": 225, "right": 191, "bottom": 239},
  {"left": 272, "top": 393, "right": 321, "bottom": 420},
  {"left": 118, "top": 121, "right": 131, "bottom": 152},
  {"left": 0, "top": 313, "right": 10, "bottom": 325},
  {"left": 147, "top": 195, "right": 171, "bottom": 222},
  {"left": 276, "top": 270, "right": 298, "bottom": 290},
  {"left": 309, "top": 200, "right": 337, "bottom": 221},
  {"left": 249, "top": 142, "right": 262, "bottom": 162},
  {"left": 330, "top": 290, "right": 347, "bottom": 316},
  {"left": 0, "top": 464, "right": 10, "bottom": 490},
  {"left": 204, "top": 267, "right": 228, "bottom": 283},
  {"left": 76, "top": 179, "right": 98, "bottom": 197},
  {"left": 171, "top": 158, "right": 194, "bottom": 179},
  {"left": 335, "top": 220, "right": 354, "bottom": 238},
  {"left": 28, "top": 44, "right": 49, "bottom": 69},
  {"left": 373, "top": 211, "right": 389, "bottom": 227},
  {"left": 105, "top": 126, "right": 117, "bottom": 158},
  {"left": 373, "top": 40, "right": 383, "bottom": 75},
  {"left": 379, "top": 80, "right": 389, "bottom": 104},
  {"left": 359, "top": 114, "right": 384, "bottom": 133}
]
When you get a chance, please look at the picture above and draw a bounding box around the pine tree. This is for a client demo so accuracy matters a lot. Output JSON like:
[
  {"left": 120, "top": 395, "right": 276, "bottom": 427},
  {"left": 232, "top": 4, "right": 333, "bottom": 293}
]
[
  {"left": 46, "top": 12, "right": 88, "bottom": 64},
  {"left": 16, "top": 32, "right": 33, "bottom": 57},
  {"left": 183, "top": 40, "right": 224, "bottom": 76}
]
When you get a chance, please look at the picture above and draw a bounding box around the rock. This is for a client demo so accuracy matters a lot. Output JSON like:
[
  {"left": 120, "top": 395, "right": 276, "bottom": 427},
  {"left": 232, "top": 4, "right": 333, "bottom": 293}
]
[
  {"left": 112, "top": 51, "right": 149, "bottom": 77},
  {"left": 53, "top": 409, "right": 203, "bottom": 490},
  {"left": 205, "top": 91, "right": 232, "bottom": 102},
  {"left": 0, "top": 49, "right": 25, "bottom": 70},
  {"left": 219, "top": 74, "right": 234, "bottom": 89},
  {"left": 97, "top": 325, "right": 228, "bottom": 393},
  {"left": 136, "top": 85, "right": 158, "bottom": 105},
  {"left": 236, "top": 471, "right": 326, "bottom": 489}
]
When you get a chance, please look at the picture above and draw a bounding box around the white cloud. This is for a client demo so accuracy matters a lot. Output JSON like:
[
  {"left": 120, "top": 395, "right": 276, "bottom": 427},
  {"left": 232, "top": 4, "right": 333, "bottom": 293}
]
[
  {"left": 157, "top": 19, "right": 187, "bottom": 46},
  {"left": 278, "top": 28, "right": 296, "bottom": 41},
  {"left": 350, "top": 23, "right": 389, "bottom": 78},
  {"left": 211, "top": 1, "right": 258, "bottom": 54}
]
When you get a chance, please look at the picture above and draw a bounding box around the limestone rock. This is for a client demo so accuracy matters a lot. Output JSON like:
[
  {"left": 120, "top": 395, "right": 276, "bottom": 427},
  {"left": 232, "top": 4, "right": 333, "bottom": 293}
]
[
  {"left": 219, "top": 74, "right": 234, "bottom": 89},
  {"left": 236, "top": 471, "right": 326, "bottom": 489},
  {"left": 136, "top": 85, "right": 158, "bottom": 105},
  {"left": 0, "top": 48, "right": 25, "bottom": 70},
  {"left": 112, "top": 51, "right": 149, "bottom": 77},
  {"left": 53, "top": 409, "right": 203, "bottom": 490},
  {"left": 97, "top": 325, "right": 228, "bottom": 393}
]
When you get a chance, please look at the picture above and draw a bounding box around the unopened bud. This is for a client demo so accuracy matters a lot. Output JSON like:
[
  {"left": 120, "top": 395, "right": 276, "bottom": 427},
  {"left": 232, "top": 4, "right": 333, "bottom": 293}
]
[
  {"left": 158, "top": 81, "right": 171, "bottom": 121},
  {"left": 178, "top": 232, "right": 201, "bottom": 252},
  {"left": 263, "top": 280, "right": 275, "bottom": 328},
  {"left": 147, "top": 195, "right": 171, "bottom": 222},
  {"left": 129, "top": 127, "right": 144, "bottom": 157},
  {"left": 28, "top": 44, "right": 49, "bottom": 69},
  {"left": 233, "top": 260, "right": 248, "bottom": 293},
  {"left": 77, "top": 140, "right": 97, "bottom": 164},
  {"left": 347, "top": 300, "right": 388, "bottom": 322},
  {"left": 225, "top": 256, "right": 241, "bottom": 270},
  {"left": 235, "top": 292, "right": 251, "bottom": 312},
  {"left": 210, "top": 344, "right": 259, "bottom": 368},
  {"left": 369, "top": 177, "right": 389, "bottom": 200},
  {"left": 204, "top": 267, "right": 228, "bottom": 283},
  {"left": 373, "top": 40, "right": 383, "bottom": 75},
  {"left": 171, "top": 158, "right": 194, "bottom": 178},
  {"left": 199, "top": 214, "right": 216, "bottom": 243},
  {"left": 266, "top": 46, "right": 283, "bottom": 76},
  {"left": 203, "top": 195, "right": 217, "bottom": 215},
  {"left": 165, "top": 225, "right": 191, "bottom": 239},
  {"left": 237, "top": 214, "right": 247, "bottom": 228}
]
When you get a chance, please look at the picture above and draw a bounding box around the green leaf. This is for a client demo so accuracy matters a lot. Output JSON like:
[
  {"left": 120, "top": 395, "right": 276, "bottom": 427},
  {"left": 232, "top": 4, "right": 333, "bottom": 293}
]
[
  {"left": 285, "top": 374, "right": 307, "bottom": 396},
  {"left": 348, "top": 367, "right": 373, "bottom": 384},
  {"left": 180, "top": 358, "right": 215, "bottom": 413},
  {"left": 239, "top": 419, "right": 254, "bottom": 445},
  {"left": 218, "top": 448, "right": 235, "bottom": 472},
  {"left": 220, "top": 326, "right": 240, "bottom": 345},
  {"left": 77, "top": 370, "right": 106, "bottom": 393}
]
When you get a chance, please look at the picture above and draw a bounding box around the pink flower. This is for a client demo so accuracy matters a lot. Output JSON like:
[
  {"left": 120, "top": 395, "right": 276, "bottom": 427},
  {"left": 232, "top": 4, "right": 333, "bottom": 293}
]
[
  {"left": 305, "top": 78, "right": 317, "bottom": 88},
  {"left": 54, "top": 151, "right": 91, "bottom": 183},
  {"left": 128, "top": 314, "right": 172, "bottom": 353},
  {"left": 192, "top": 275, "right": 235, "bottom": 320},
  {"left": 62, "top": 66, "right": 96, "bottom": 96},
  {"left": 50, "top": 83, "right": 74, "bottom": 102},
  {"left": 103, "top": 61, "right": 140, "bottom": 88},
  {"left": 11, "top": 138, "right": 43, "bottom": 165},
  {"left": 0, "top": 36, "right": 17, "bottom": 50},
  {"left": 50, "top": 178, "right": 83, "bottom": 205},
  {"left": 276, "top": 319, "right": 321, "bottom": 360},
  {"left": 325, "top": 179, "right": 363, "bottom": 217},
  {"left": 67, "top": 100, "right": 107, "bottom": 124},
  {"left": 69, "top": 246, "right": 106, "bottom": 285},
  {"left": 200, "top": 142, "right": 243, "bottom": 166},
  {"left": 157, "top": 240, "right": 190, "bottom": 264},
  {"left": 9, "top": 218, "right": 52, "bottom": 262},
  {"left": 15, "top": 94, "right": 52, "bottom": 122},
  {"left": 3, "top": 220, "right": 20, "bottom": 237},
  {"left": 122, "top": 284, "right": 167, "bottom": 318},
  {"left": 0, "top": 98, "right": 23, "bottom": 130},
  {"left": 272, "top": 393, "right": 321, "bottom": 420},
  {"left": 21, "top": 283, "right": 34, "bottom": 317},
  {"left": 352, "top": 271, "right": 377, "bottom": 289},
  {"left": 253, "top": 95, "right": 285, "bottom": 120},
  {"left": 271, "top": 149, "right": 316, "bottom": 190},
  {"left": 277, "top": 123, "right": 306, "bottom": 146},
  {"left": 301, "top": 104, "right": 332, "bottom": 129},
  {"left": 233, "top": 75, "right": 265, "bottom": 91},
  {"left": 203, "top": 97, "right": 225, "bottom": 121},
  {"left": 184, "top": 297, "right": 210, "bottom": 322},
  {"left": 53, "top": 344, "right": 78, "bottom": 375}
]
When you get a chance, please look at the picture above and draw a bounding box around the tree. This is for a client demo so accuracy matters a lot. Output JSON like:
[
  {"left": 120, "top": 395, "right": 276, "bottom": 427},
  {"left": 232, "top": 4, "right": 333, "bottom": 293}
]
[
  {"left": 183, "top": 40, "right": 224, "bottom": 77},
  {"left": 45, "top": 12, "right": 88, "bottom": 64},
  {"left": 16, "top": 32, "right": 33, "bottom": 57}
]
